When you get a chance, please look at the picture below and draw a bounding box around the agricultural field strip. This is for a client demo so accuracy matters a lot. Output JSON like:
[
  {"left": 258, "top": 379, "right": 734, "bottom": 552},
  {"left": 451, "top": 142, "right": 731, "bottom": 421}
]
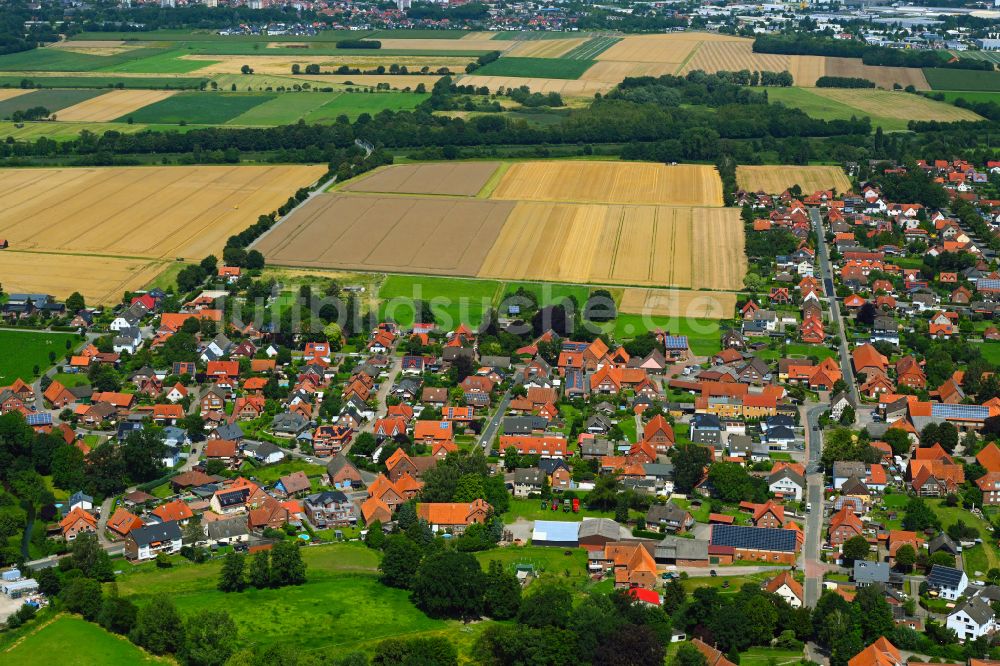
[
  {"left": 0, "top": 165, "right": 325, "bottom": 260},
  {"left": 340, "top": 162, "right": 500, "bottom": 197},
  {"left": 561, "top": 36, "right": 622, "bottom": 60},
  {"left": 809, "top": 87, "right": 982, "bottom": 123},
  {"left": 0, "top": 250, "right": 167, "bottom": 304},
  {"left": 54, "top": 89, "right": 177, "bottom": 122},
  {"left": 735, "top": 165, "right": 853, "bottom": 194},
  {"left": 619, "top": 287, "right": 738, "bottom": 320}
]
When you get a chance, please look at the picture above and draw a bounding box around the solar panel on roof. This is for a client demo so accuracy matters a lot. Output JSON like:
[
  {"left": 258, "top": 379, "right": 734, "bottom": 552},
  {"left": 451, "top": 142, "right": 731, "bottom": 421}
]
[
  {"left": 977, "top": 279, "right": 1000, "bottom": 290},
  {"left": 928, "top": 564, "right": 964, "bottom": 587},
  {"left": 932, "top": 403, "right": 988, "bottom": 420},
  {"left": 25, "top": 413, "right": 52, "bottom": 426},
  {"left": 664, "top": 336, "right": 689, "bottom": 349},
  {"left": 710, "top": 524, "right": 797, "bottom": 552}
]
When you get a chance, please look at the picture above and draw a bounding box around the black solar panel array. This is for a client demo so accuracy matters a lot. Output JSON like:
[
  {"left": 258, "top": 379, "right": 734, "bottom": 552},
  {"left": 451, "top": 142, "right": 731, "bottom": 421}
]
[{"left": 710, "top": 524, "right": 797, "bottom": 552}]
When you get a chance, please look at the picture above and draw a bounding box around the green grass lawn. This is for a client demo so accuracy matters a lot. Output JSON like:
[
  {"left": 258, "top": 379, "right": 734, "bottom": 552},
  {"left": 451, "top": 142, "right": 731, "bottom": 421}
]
[
  {"left": 117, "top": 91, "right": 275, "bottom": 124},
  {"left": 924, "top": 68, "right": 1000, "bottom": 91},
  {"left": 1, "top": 615, "right": 161, "bottom": 665},
  {"left": 114, "top": 543, "right": 472, "bottom": 655},
  {"left": 241, "top": 458, "right": 328, "bottom": 485},
  {"left": 739, "top": 646, "right": 806, "bottom": 666},
  {"left": 928, "top": 499, "right": 999, "bottom": 571},
  {"left": 0, "top": 329, "right": 77, "bottom": 385},
  {"left": 474, "top": 545, "right": 589, "bottom": 584},
  {"left": 303, "top": 92, "right": 430, "bottom": 122},
  {"left": 963, "top": 544, "right": 991, "bottom": 577},
  {"left": 502, "top": 497, "right": 622, "bottom": 524},
  {"left": 502, "top": 281, "right": 591, "bottom": 308},
  {"left": 51, "top": 372, "right": 90, "bottom": 388},
  {"left": 0, "top": 89, "right": 104, "bottom": 119},
  {"left": 755, "top": 342, "right": 837, "bottom": 361},
  {"left": 475, "top": 57, "right": 595, "bottom": 79},
  {"left": 980, "top": 342, "right": 1000, "bottom": 365},
  {"left": 601, "top": 315, "right": 721, "bottom": 356},
  {"left": 619, "top": 416, "right": 637, "bottom": 443},
  {"left": 225, "top": 91, "right": 340, "bottom": 125},
  {"left": 378, "top": 274, "right": 501, "bottom": 328}
]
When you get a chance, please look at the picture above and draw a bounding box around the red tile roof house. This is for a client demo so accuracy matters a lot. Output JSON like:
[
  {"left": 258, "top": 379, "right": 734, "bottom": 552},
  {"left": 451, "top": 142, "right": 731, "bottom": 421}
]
[
  {"left": 60, "top": 507, "right": 98, "bottom": 541},
  {"left": 107, "top": 507, "right": 144, "bottom": 538},
  {"left": 384, "top": 449, "right": 438, "bottom": 483},
  {"left": 417, "top": 499, "right": 491, "bottom": 534},
  {"left": 828, "top": 506, "right": 864, "bottom": 547},
  {"left": 313, "top": 425, "right": 353, "bottom": 457}
]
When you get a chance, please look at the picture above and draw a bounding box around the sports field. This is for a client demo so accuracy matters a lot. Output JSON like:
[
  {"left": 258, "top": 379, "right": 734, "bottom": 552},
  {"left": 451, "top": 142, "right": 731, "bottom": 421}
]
[
  {"left": 0, "top": 165, "right": 325, "bottom": 261},
  {"left": 1, "top": 615, "right": 160, "bottom": 665},
  {"left": 491, "top": 161, "right": 723, "bottom": 206},
  {"left": 736, "top": 165, "right": 853, "bottom": 194},
  {"left": 341, "top": 162, "right": 500, "bottom": 196},
  {"left": 258, "top": 159, "right": 744, "bottom": 292},
  {"left": 0, "top": 329, "right": 77, "bottom": 385},
  {"left": 54, "top": 89, "right": 177, "bottom": 121}
]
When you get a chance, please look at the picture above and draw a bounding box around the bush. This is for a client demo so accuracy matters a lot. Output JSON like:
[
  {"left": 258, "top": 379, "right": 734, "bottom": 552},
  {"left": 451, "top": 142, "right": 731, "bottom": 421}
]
[
  {"left": 816, "top": 76, "right": 876, "bottom": 89},
  {"left": 338, "top": 40, "right": 380, "bottom": 50}
]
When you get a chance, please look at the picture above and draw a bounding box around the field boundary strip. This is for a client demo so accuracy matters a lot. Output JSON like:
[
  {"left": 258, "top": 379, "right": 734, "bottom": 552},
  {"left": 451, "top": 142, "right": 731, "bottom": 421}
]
[{"left": 562, "top": 36, "right": 622, "bottom": 60}]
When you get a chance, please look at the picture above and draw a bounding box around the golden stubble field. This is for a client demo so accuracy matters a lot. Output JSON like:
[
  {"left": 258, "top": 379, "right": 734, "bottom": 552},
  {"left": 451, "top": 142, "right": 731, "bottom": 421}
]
[
  {"left": 55, "top": 89, "right": 178, "bottom": 122},
  {"left": 341, "top": 162, "right": 500, "bottom": 196},
  {"left": 257, "top": 160, "right": 746, "bottom": 292},
  {"left": 0, "top": 165, "right": 325, "bottom": 260},
  {"left": 736, "top": 165, "right": 853, "bottom": 194},
  {"left": 185, "top": 54, "right": 473, "bottom": 75},
  {"left": 491, "top": 161, "right": 723, "bottom": 206},
  {"left": 0, "top": 251, "right": 167, "bottom": 304},
  {"left": 255, "top": 194, "right": 516, "bottom": 276},
  {"left": 456, "top": 74, "right": 614, "bottom": 95},
  {"left": 477, "top": 202, "right": 744, "bottom": 289}
]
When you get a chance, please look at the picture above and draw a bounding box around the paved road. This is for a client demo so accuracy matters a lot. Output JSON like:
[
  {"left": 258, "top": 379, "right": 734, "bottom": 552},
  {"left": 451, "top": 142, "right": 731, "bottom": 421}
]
[
  {"left": 810, "top": 207, "right": 859, "bottom": 405},
  {"left": 479, "top": 388, "right": 513, "bottom": 456},
  {"left": 803, "top": 403, "right": 828, "bottom": 607}
]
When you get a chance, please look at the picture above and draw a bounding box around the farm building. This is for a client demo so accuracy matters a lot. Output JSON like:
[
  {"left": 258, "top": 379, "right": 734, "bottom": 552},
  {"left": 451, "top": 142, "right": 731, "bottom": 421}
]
[{"left": 531, "top": 520, "right": 580, "bottom": 547}]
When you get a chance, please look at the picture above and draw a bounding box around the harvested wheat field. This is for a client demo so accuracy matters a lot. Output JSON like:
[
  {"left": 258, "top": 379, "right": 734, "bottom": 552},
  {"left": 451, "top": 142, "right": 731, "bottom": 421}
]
[
  {"left": 579, "top": 61, "right": 679, "bottom": 82},
  {"left": 294, "top": 74, "right": 445, "bottom": 89},
  {"left": 736, "top": 165, "right": 852, "bottom": 195},
  {"left": 679, "top": 41, "right": 790, "bottom": 77},
  {"left": 823, "top": 57, "right": 928, "bottom": 90},
  {"left": 255, "top": 194, "right": 515, "bottom": 275},
  {"left": 506, "top": 38, "right": 587, "bottom": 58},
  {"left": 55, "top": 89, "right": 177, "bottom": 122},
  {"left": 0, "top": 251, "right": 165, "bottom": 304},
  {"left": 0, "top": 165, "right": 324, "bottom": 260},
  {"left": 619, "top": 288, "right": 737, "bottom": 320},
  {"left": 811, "top": 88, "right": 981, "bottom": 123},
  {"left": 477, "top": 202, "right": 743, "bottom": 289},
  {"left": 491, "top": 161, "right": 723, "bottom": 206},
  {"left": 0, "top": 89, "right": 30, "bottom": 102},
  {"left": 597, "top": 33, "right": 739, "bottom": 65},
  {"left": 456, "top": 74, "right": 613, "bottom": 96},
  {"left": 341, "top": 162, "right": 499, "bottom": 197}
]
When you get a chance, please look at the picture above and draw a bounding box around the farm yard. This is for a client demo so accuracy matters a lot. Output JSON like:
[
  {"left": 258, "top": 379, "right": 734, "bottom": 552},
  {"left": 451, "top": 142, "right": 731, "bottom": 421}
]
[
  {"left": 736, "top": 165, "right": 853, "bottom": 194},
  {"left": 0, "top": 165, "right": 324, "bottom": 260},
  {"left": 257, "top": 159, "right": 745, "bottom": 293}
]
